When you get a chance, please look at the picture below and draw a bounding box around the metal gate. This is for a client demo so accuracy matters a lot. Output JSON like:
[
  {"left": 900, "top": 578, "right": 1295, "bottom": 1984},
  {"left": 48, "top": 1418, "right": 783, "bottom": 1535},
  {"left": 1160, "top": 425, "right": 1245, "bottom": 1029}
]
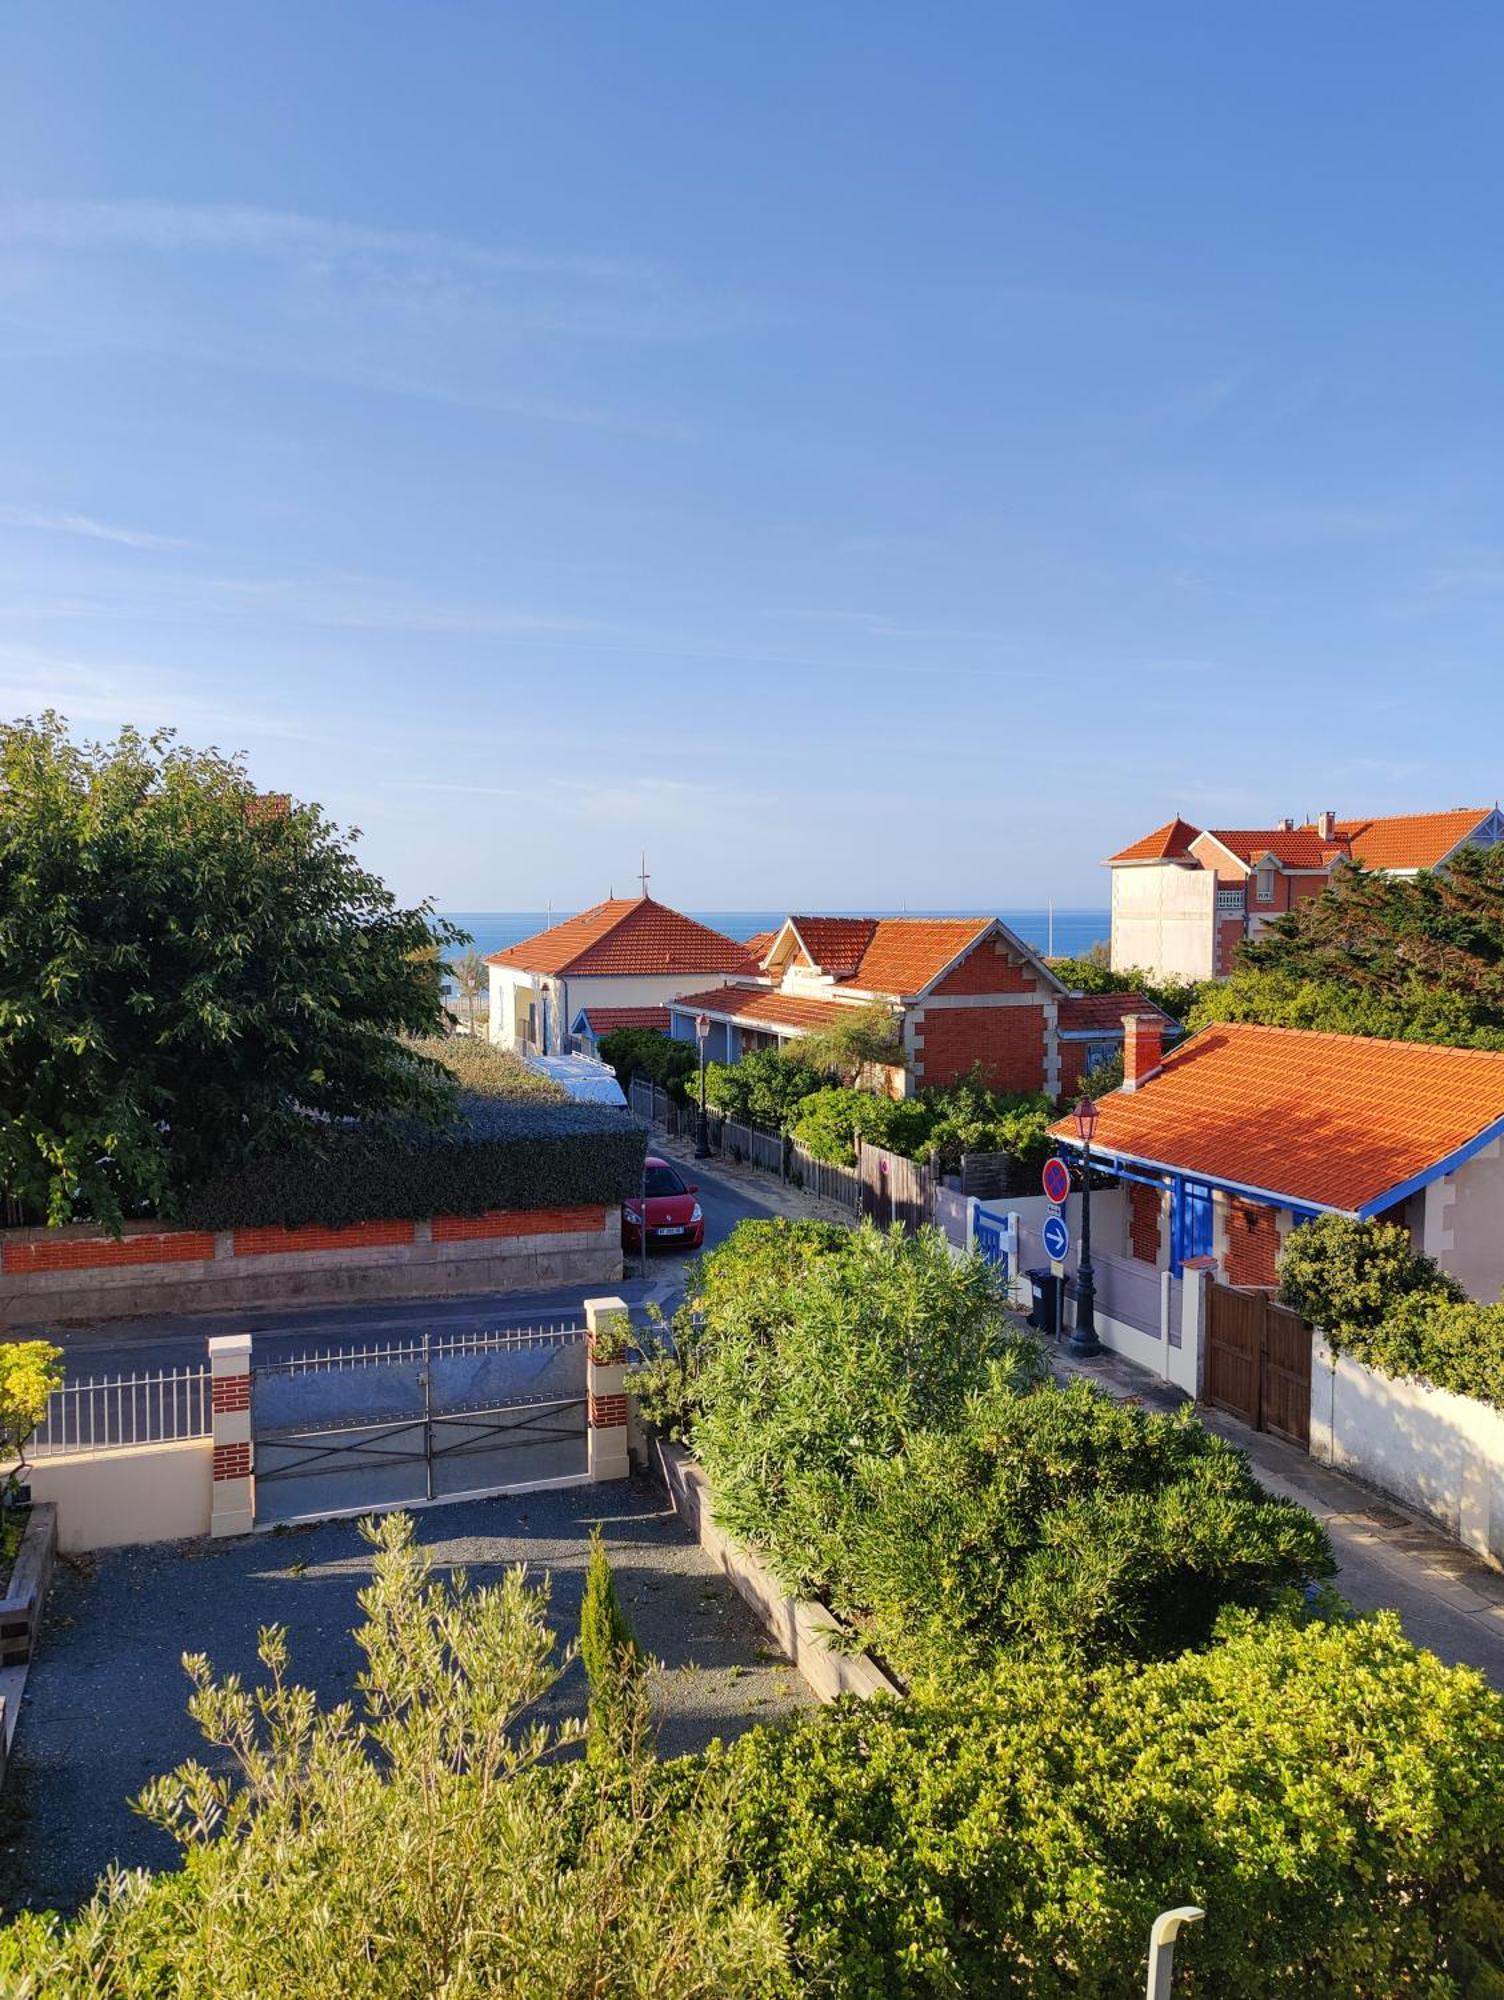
[
  {"left": 252, "top": 1324, "right": 589, "bottom": 1527},
  {"left": 1206, "top": 1284, "right": 1311, "bottom": 1446}
]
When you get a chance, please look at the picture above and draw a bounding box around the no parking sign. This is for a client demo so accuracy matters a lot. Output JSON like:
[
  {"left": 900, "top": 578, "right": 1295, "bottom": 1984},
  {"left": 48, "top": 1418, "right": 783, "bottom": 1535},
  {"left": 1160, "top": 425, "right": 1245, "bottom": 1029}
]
[{"left": 1042, "top": 1156, "right": 1071, "bottom": 1206}]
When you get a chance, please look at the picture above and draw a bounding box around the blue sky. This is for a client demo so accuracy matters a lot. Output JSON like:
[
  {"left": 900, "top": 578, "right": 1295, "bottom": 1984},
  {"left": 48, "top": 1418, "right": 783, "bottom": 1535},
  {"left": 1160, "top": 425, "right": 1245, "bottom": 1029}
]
[{"left": 2, "top": 6, "right": 1502, "bottom": 913}]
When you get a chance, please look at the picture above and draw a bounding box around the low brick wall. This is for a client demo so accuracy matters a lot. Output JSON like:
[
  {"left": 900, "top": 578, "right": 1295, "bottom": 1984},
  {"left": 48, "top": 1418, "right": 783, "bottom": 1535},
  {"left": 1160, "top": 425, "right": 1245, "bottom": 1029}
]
[{"left": 0, "top": 1206, "right": 621, "bottom": 1326}]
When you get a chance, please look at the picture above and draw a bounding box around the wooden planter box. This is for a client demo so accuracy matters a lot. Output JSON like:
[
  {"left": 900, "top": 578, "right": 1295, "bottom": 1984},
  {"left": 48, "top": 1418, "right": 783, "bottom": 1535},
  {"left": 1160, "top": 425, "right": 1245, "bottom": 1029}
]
[
  {"left": 0, "top": 1502, "right": 58, "bottom": 1668},
  {"left": 654, "top": 1440, "right": 900, "bottom": 1704}
]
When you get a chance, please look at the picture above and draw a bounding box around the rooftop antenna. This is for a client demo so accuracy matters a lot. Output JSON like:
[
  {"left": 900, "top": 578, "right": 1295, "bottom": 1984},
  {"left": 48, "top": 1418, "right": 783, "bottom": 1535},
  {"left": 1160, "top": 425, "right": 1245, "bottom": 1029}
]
[
  {"left": 546, "top": 900, "right": 552, "bottom": 930},
  {"left": 638, "top": 852, "right": 651, "bottom": 899},
  {"left": 1048, "top": 899, "right": 1055, "bottom": 959}
]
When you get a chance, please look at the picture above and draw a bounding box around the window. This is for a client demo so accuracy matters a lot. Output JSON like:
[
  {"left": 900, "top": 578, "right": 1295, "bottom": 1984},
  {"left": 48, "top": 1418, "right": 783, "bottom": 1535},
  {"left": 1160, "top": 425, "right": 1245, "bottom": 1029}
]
[
  {"left": 643, "top": 1164, "right": 687, "bottom": 1197},
  {"left": 1255, "top": 864, "right": 1276, "bottom": 903}
]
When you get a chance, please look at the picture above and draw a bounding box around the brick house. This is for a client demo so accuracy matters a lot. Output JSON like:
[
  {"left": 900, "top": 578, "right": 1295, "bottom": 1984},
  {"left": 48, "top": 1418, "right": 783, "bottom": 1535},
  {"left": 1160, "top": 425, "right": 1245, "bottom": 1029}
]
[
  {"left": 666, "top": 915, "right": 1168, "bottom": 1101},
  {"left": 1050, "top": 1015, "right": 1504, "bottom": 1302},
  {"left": 1108, "top": 806, "right": 1504, "bottom": 984},
  {"left": 486, "top": 898, "right": 755, "bottom": 1056}
]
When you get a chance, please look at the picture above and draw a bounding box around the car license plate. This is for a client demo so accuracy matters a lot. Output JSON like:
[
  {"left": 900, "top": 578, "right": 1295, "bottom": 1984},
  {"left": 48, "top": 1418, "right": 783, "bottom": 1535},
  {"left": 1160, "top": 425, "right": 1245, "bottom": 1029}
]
[{"left": 656, "top": 1225, "right": 686, "bottom": 1237}]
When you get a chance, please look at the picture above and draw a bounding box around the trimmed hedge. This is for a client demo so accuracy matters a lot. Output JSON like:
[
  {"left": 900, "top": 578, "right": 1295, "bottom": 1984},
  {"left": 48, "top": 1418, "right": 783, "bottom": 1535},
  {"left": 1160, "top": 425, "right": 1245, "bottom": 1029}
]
[{"left": 178, "top": 1096, "right": 647, "bottom": 1230}]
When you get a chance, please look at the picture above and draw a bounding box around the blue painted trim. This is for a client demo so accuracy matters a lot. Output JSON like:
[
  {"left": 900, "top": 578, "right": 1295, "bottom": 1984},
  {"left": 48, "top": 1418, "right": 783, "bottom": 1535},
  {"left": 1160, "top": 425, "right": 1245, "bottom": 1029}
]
[
  {"left": 1055, "top": 1138, "right": 1351, "bottom": 1217},
  {"left": 1353, "top": 1115, "right": 1504, "bottom": 1219}
]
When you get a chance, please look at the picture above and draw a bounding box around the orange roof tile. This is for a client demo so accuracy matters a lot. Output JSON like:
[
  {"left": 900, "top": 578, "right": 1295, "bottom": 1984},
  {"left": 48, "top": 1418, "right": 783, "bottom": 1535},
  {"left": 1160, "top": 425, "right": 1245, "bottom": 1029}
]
[
  {"left": 785, "top": 917, "right": 878, "bottom": 976},
  {"left": 575, "top": 1006, "right": 671, "bottom": 1034},
  {"left": 1049, "top": 1021, "right": 1504, "bottom": 1214},
  {"left": 1108, "top": 816, "right": 1202, "bottom": 864},
  {"left": 486, "top": 898, "right": 756, "bottom": 978},
  {"left": 1325, "top": 809, "right": 1492, "bottom": 871},
  {"left": 668, "top": 984, "right": 854, "bottom": 1033},
  {"left": 845, "top": 917, "right": 996, "bottom": 996},
  {"left": 1057, "top": 992, "right": 1174, "bottom": 1035},
  {"left": 1201, "top": 828, "right": 1348, "bottom": 869},
  {"left": 743, "top": 929, "right": 777, "bottom": 963}
]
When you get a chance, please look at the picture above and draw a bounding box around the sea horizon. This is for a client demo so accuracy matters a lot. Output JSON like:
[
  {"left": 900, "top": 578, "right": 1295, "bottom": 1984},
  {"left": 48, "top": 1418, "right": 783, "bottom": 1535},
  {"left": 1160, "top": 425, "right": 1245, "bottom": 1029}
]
[{"left": 438, "top": 907, "right": 1112, "bottom": 964}]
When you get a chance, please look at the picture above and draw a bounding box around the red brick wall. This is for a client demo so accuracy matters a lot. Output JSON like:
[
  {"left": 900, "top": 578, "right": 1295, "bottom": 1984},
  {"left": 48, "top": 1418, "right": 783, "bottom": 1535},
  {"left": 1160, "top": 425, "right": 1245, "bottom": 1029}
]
[
  {"left": 912, "top": 1004, "right": 1046, "bottom": 1092},
  {"left": 431, "top": 1205, "right": 605, "bottom": 1242},
  {"left": 931, "top": 941, "right": 1039, "bottom": 996},
  {"left": 1225, "top": 1198, "right": 1280, "bottom": 1287},
  {"left": 1, "top": 1230, "right": 217, "bottom": 1274},
  {"left": 232, "top": 1219, "right": 415, "bottom": 1258},
  {"left": 1059, "top": 1041, "right": 1088, "bottom": 1094},
  {"left": 1129, "top": 1183, "right": 1161, "bottom": 1264}
]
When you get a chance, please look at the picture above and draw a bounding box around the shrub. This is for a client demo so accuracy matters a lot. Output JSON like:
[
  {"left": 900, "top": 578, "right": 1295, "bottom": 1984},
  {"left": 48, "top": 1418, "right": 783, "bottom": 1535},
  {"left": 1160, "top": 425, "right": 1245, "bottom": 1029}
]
[
  {"left": 178, "top": 1096, "right": 647, "bottom": 1229},
  {"left": 788, "top": 1075, "right": 1052, "bottom": 1175},
  {"left": 579, "top": 1530, "right": 644, "bottom": 1763},
  {"left": 690, "top": 1222, "right": 1041, "bottom": 1597},
  {"left": 596, "top": 1028, "right": 697, "bottom": 1101},
  {"left": 0, "top": 1513, "right": 790, "bottom": 1998},
  {"left": 790, "top": 1085, "right": 906, "bottom": 1164},
  {"left": 1277, "top": 1214, "right": 1465, "bottom": 1335},
  {"left": 0, "top": 1340, "right": 63, "bottom": 1491},
  {"left": 1048, "top": 954, "right": 1203, "bottom": 1025},
  {"left": 824, "top": 1375, "right": 1333, "bottom": 1683},
  {"left": 703, "top": 1049, "right": 825, "bottom": 1128},
  {"left": 628, "top": 1219, "right": 856, "bottom": 1440},
  {"left": 1332, "top": 1294, "right": 1504, "bottom": 1410},
  {"left": 410, "top": 1033, "right": 566, "bottom": 1101},
  {"left": 722, "top": 1607, "right": 1504, "bottom": 1999}
]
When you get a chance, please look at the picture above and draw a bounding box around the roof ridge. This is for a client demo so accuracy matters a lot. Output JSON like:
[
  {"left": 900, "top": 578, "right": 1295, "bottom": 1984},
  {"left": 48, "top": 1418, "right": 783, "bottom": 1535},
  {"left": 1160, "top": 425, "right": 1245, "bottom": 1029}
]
[{"left": 1201, "top": 1020, "right": 1504, "bottom": 1062}]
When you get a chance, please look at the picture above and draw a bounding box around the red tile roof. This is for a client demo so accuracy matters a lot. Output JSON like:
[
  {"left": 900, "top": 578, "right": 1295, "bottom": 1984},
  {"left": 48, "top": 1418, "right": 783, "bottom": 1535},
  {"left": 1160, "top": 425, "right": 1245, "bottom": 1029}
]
[
  {"left": 667, "top": 984, "right": 855, "bottom": 1033},
  {"left": 782, "top": 914, "right": 1002, "bottom": 997},
  {"left": 1049, "top": 1021, "right": 1504, "bottom": 1214},
  {"left": 1057, "top": 992, "right": 1173, "bottom": 1035},
  {"left": 1201, "top": 828, "right": 1348, "bottom": 869},
  {"left": 486, "top": 898, "right": 756, "bottom": 978},
  {"left": 743, "top": 929, "right": 777, "bottom": 963},
  {"left": 1108, "top": 816, "right": 1202, "bottom": 864},
  {"left": 1326, "top": 809, "right": 1492, "bottom": 871},
  {"left": 575, "top": 1006, "right": 671, "bottom": 1035}
]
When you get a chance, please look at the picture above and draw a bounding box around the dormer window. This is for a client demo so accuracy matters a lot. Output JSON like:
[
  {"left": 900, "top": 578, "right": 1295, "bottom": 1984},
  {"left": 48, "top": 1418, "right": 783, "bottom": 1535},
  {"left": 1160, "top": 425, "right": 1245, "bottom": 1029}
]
[{"left": 1255, "top": 863, "right": 1276, "bottom": 903}]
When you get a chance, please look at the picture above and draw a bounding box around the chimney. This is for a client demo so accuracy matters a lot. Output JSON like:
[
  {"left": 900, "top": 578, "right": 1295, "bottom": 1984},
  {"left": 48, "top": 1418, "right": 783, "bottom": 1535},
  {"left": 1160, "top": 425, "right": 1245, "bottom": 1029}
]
[
  {"left": 1122, "top": 1012, "right": 1164, "bottom": 1093},
  {"left": 1317, "top": 808, "right": 1337, "bottom": 841},
  {"left": 1278, "top": 816, "right": 1295, "bottom": 833}
]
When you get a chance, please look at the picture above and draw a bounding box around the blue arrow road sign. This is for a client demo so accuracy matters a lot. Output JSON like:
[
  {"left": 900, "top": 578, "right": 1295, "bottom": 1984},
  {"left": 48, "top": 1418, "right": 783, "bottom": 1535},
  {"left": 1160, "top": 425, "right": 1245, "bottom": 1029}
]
[{"left": 1042, "top": 1212, "right": 1071, "bottom": 1262}]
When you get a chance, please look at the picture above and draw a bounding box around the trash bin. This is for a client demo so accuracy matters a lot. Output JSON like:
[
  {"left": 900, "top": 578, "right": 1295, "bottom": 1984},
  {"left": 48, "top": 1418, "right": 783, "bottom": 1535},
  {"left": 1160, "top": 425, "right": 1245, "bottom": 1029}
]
[{"left": 1026, "top": 1266, "right": 1062, "bottom": 1338}]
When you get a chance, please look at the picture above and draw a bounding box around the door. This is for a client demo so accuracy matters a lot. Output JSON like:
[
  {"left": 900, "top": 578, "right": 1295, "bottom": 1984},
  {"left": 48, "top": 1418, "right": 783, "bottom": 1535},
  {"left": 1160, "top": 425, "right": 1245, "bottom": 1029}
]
[{"left": 1205, "top": 1283, "right": 1311, "bottom": 1447}]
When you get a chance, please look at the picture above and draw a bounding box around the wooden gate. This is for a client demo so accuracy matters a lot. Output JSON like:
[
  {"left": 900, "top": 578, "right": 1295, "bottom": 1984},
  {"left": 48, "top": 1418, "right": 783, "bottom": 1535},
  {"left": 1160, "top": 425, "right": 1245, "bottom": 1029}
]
[
  {"left": 1206, "top": 1282, "right": 1311, "bottom": 1446},
  {"left": 857, "top": 1142, "right": 932, "bottom": 1232}
]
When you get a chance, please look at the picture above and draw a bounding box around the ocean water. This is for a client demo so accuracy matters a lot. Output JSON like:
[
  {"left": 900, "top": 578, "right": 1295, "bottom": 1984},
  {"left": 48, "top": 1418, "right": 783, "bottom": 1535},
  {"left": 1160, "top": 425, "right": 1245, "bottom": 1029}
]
[{"left": 440, "top": 908, "right": 1111, "bottom": 963}]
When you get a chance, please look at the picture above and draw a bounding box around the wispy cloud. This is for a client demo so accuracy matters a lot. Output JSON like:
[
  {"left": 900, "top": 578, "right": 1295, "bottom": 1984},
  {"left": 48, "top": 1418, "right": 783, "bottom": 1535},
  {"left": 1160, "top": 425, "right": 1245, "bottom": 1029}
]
[{"left": 0, "top": 506, "right": 187, "bottom": 551}]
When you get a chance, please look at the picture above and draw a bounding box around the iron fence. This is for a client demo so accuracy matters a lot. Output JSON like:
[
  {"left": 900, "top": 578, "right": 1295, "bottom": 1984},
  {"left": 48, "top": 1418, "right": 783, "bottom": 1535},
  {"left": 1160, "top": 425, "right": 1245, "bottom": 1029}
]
[{"left": 31, "top": 1365, "right": 212, "bottom": 1459}]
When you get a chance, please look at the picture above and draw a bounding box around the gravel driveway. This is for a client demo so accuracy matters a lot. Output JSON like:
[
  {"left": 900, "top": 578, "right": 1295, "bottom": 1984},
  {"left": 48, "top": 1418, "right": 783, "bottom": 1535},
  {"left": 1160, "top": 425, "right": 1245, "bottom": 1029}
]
[{"left": 1, "top": 1478, "right": 813, "bottom": 1915}]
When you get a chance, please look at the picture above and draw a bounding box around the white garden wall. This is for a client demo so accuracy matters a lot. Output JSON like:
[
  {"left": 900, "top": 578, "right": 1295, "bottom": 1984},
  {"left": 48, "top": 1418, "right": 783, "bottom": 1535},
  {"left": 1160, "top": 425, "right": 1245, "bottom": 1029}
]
[{"left": 1309, "top": 1334, "right": 1504, "bottom": 1566}]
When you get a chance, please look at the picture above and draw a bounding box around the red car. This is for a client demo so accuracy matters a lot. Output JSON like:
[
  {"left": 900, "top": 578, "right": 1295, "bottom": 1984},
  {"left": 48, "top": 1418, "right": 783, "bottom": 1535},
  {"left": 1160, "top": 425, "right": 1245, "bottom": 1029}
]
[{"left": 623, "top": 1157, "right": 704, "bottom": 1253}]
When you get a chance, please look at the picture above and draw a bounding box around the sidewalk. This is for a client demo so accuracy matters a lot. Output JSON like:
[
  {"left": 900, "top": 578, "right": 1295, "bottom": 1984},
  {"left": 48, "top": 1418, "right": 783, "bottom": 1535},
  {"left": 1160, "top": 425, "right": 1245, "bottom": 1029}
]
[
  {"left": 1051, "top": 1336, "right": 1504, "bottom": 1689},
  {"left": 648, "top": 1131, "right": 858, "bottom": 1230}
]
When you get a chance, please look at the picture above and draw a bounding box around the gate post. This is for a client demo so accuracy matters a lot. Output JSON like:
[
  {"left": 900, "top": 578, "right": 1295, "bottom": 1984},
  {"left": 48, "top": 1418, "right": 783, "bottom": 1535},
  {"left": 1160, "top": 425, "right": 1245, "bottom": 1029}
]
[
  {"left": 584, "top": 1296, "right": 631, "bottom": 1484},
  {"left": 208, "top": 1333, "right": 255, "bottom": 1537},
  {"left": 1180, "top": 1260, "right": 1213, "bottom": 1402}
]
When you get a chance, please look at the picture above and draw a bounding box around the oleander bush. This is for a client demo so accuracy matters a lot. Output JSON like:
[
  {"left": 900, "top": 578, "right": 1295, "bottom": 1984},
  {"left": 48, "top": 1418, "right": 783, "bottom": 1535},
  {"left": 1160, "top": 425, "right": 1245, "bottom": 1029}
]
[
  {"left": 720, "top": 1606, "right": 1504, "bottom": 1999},
  {"left": 822, "top": 1375, "right": 1333, "bottom": 1683},
  {"left": 178, "top": 1095, "right": 646, "bottom": 1230}
]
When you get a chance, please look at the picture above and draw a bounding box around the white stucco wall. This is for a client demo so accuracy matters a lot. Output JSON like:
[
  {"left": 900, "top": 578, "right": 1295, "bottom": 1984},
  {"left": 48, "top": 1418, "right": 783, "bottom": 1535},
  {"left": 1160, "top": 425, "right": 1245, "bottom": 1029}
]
[
  {"left": 1110, "top": 864, "right": 1218, "bottom": 983},
  {"left": 489, "top": 967, "right": 745, "bottom": 1054},
  {"left": 1310, "top": 1334, "right": 1504, "bottom": 1565},
  {"left": 1421, "top": 1139, "right": 1504, "bottom": 1305}
]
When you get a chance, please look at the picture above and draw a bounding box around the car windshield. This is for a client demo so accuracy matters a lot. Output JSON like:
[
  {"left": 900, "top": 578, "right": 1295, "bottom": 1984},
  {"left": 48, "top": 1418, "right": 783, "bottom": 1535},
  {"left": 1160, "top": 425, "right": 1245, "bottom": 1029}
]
[{"left": 643, "top": 1165, "right": 686, "bottom": 1197}]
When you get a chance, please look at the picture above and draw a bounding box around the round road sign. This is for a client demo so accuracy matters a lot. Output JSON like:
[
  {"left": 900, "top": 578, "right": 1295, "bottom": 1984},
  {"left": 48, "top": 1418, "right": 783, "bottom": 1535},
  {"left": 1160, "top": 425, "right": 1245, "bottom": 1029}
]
[
  {"left": 1042, "top": 1157, "right": 1071, "bottom": 1205},
  {"left": 1042, "top": 1212, "right": 1071, "bottom": 1262}
]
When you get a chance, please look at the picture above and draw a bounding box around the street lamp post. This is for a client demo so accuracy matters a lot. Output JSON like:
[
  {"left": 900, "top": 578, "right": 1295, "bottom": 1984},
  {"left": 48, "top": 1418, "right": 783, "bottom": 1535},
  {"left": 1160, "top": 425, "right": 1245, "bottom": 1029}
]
[
  {"left": 694, "top": 1013, "right": 711, "bottom": 1159},
  {"left": 1069, "top": 1093, "right": 1103, "bottom": 1358}
]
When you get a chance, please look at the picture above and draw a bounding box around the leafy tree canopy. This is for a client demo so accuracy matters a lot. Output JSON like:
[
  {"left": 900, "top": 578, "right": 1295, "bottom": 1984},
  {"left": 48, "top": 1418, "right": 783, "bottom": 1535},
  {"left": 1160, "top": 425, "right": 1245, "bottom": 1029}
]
[
  {"left": 1192, "top": 847, "right": 1504, "bottom": 1049},
  {"left": 1048, "top": 952, "right": 1203, "bottom": 1024},
  {"left": 783, "top": 999, "right": 904, "bottom": 1084},
  {"left": 596, "top": 1027, "right": 697, "bottom": 1100},
  {"left": 0, "top": 715, "right": 462, "bottom": 1228}
]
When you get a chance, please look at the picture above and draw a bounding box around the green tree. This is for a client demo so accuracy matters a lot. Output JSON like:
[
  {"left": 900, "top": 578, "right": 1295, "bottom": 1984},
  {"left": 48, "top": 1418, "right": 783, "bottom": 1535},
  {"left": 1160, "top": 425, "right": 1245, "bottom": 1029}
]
[
  {"left": 1277, "top": 1214, "right": 1465, "bottom": 1336},
  {"left": 1192, "top": 846, "right": 1504, "bottom": 1050},
  {"left": 579, "top": 1529, "right": 646, "bottom": 1763},
  {"left": 785, "top": 999, "right": 904, "bottom": 1084},
  {"left": 0, "top": 715, "right": 463, "bottom": 1229},
  {"left": 703, "top": 1048, "right": 825, "bottom": 1128},
  {"left": 0, "top": 1512, "right": 789, "bottom": 1998},
  {"left": 596, "top": 1027, "right": 698, "bottom": 1100},
  {"left": 449, "top": 946, "right": 489, "bottom": 1033},
  {"left": 1048, "top": 954, "right": 1202, "bottom": 1024}
]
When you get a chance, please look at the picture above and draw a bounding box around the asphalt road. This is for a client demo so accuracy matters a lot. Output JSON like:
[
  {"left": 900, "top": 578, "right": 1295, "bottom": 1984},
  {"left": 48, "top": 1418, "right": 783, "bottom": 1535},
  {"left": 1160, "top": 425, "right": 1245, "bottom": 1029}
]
[{"left": 41, "top": 1157, "right": 778, "bottom": 1380}]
